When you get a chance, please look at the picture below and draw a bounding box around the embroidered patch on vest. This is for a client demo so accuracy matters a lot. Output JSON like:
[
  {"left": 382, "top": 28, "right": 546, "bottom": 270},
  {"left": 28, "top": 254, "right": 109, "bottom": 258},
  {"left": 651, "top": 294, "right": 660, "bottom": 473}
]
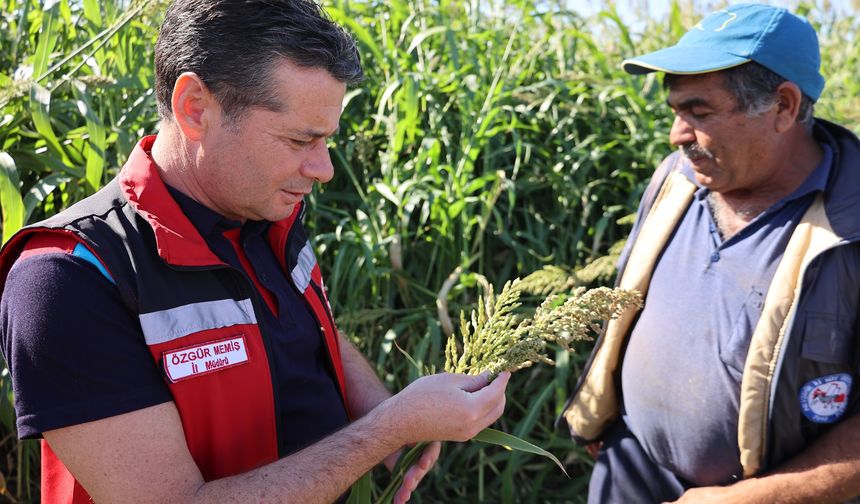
[
  {"left": 163, "top": 336, "right": 250, "bottom": 383},
  {"left": 799, "top": 373, "right": 852, "bottom": 423}
]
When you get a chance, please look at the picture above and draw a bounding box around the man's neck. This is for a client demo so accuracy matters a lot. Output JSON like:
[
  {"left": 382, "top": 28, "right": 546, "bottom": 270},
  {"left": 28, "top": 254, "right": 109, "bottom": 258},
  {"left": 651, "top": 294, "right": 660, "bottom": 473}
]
[
  {"left": 151, "top": 123, "right": 194, "bottom": 193},
  {"left": 711, "top": 126, "right": 823, "bottom": 240},
  {"left": 150, "top": 124, "right": 246, "bottom": 223}
]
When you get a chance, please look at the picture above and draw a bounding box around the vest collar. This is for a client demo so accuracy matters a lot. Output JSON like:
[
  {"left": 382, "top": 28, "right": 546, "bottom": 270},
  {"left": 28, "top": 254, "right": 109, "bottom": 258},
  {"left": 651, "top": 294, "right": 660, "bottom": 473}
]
[
  {"left": 813, "top": 119, "right": 860, "bottom": 242},
  {"left": 119, "top": 135, "right": 300, "bottom": 267}
]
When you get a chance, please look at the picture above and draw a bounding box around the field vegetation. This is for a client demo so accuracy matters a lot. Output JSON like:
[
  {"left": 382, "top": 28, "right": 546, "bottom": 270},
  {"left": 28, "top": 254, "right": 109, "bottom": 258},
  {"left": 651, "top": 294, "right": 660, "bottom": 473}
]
[{"left": 1, "top": 0, "right": 857, "bottom": 501}]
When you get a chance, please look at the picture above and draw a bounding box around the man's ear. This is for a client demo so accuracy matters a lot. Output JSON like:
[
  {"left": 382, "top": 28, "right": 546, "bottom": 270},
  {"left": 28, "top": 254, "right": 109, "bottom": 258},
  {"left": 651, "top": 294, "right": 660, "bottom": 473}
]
[
  {"left": 773, "top": 81, "right": 803, "bottom": 134},
  {"left": 170, "top": 72, "right": 219, "bottom": 141}
]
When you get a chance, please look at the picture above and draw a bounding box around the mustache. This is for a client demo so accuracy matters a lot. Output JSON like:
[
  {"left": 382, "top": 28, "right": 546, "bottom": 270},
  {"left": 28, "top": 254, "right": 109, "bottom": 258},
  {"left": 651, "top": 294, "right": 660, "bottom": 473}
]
[{"left": 681, "top": 143, "right": 715, "bottom": 160}]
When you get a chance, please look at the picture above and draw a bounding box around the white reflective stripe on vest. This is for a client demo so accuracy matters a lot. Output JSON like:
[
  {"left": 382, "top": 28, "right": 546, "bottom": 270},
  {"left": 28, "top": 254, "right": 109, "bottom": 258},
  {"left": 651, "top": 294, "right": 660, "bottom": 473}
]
[
  {"left": 291, "top": 240, "right": 316, "bottom": 293},
  {"left": 139, "top": 298, "right": 257, "bottom": 346}
]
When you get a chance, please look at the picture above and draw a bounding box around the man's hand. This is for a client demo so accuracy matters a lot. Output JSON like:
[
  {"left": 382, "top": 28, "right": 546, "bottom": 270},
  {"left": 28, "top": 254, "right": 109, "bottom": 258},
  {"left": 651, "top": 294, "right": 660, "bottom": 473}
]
[
  {"left": 377, "top": 371, "right": 508, "bottom": 503},
  {"left": 665, "top": 414, "right": 860, "bottom": 504},
  {"left": 666, "top": 486, "right": 730, "bottom": 504},
  {"left": 382, "top": 371, "right": 511, "bottom": 444},
  {"left": 340, "top": 335, "right": 509, "bottom": 502}
]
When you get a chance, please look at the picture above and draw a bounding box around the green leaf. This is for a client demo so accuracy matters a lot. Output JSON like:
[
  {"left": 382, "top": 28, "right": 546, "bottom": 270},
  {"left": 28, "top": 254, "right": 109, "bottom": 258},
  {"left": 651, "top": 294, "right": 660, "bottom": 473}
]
[
  {"left": 33, "top": 0, "right": 60, "bottom": 80},
  {"left": 392, "top": 340, "right": 422, "bottom": 375},
  {"left": 474, "top": 107, "right": 502, "bottom": 139},
  {"left": 58, "top": 0, "right": 75, "bottom": 40},
  {"left": 23, "top": 174, "right": 72, "bottom": 223},
  {"left": 82, "top": 0, "right": 104, "bottom": 29},
  {"left": 502, "top": 382, "right": 556, "bottom": 501},
  {"left": 0, "top": 153, "right": 25, "bottom": 244},
  {"left": 447, "top": 199, "right": 466, "bottom": 219},
  {"left": 72, "top": 80, "right": 106, "bottom": 192},
  {"left": 376, "top": 80, "right": 401, "bottom": 125},
  {"left": 29, "top": 83, "right": 69, "bottom": 164},
  {"left": 373, "top": 182, "right": 401, "bottom": 207},
  {"left": 342, "top": 88, "right": 363, "bottom": 112},
  {"left": 472, "top": 428, "right": 568, "bottom": 476},
  {"left": 406, "top": 26, "right": 448, "bottom": 54},
  {"left": 346, "top": 471, "right": 373, "bottom": 504}
]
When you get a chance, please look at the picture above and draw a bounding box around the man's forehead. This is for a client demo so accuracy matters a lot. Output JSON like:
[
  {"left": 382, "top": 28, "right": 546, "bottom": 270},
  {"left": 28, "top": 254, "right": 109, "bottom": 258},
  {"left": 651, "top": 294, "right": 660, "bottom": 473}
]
[
  {"left": 666, "top": 71, "right": 727, "bottom": 89},
  {"left": 665, "top": 72, "right": 732, "bottom": 105}
]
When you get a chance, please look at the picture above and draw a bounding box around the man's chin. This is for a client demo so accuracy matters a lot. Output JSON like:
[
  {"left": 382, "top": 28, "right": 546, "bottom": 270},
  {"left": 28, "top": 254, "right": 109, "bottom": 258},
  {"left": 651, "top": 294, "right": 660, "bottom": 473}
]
[
  {"left": 693, "top": 171, "right": 720, "bottom": 190},
  {"left": 268, "top": 203, "right": 297, "bottom": 222}
]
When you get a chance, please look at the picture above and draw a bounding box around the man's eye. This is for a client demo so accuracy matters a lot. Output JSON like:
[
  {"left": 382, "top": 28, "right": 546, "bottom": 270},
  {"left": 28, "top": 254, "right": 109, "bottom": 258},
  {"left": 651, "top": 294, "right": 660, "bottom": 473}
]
[{"left": 291, "top": 139, "right": 311, "bottom": 147}]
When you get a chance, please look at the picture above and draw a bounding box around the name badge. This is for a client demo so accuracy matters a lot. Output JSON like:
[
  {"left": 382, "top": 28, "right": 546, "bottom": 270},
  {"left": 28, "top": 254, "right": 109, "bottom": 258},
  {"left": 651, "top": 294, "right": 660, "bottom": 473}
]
[{"left": 163, "top": 336, "right": 249, "bottom": 383}]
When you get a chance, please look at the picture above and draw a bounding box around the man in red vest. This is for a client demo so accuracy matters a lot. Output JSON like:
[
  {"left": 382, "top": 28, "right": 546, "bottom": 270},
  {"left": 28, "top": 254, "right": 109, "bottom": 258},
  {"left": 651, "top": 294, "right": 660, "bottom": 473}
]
[{"left": 0, "top": 1, "right": 510, "bottom": 503}]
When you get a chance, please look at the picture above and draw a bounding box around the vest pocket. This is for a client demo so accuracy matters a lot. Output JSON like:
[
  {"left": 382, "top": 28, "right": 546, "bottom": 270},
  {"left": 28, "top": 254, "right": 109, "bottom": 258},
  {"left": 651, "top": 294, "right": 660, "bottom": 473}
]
[
  {"left": 801, "top": 312, "right": 850, "bottom": 365},
  {"left": 720, "top": 285, "right": 765, "bottom": 374}
]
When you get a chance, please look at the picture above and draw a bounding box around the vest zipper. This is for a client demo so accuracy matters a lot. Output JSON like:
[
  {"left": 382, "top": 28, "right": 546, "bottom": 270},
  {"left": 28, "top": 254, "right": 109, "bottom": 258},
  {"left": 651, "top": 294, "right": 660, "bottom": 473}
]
[{"left": 169, "top": 262, "right": 287, "bottom": 457}]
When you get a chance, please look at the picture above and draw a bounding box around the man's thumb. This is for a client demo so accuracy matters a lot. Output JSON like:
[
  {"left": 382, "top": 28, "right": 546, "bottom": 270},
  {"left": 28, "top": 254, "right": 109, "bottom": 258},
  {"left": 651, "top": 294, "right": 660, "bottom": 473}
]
[{"left": 460, "top": 371, "right": 493, "bottom": 393}]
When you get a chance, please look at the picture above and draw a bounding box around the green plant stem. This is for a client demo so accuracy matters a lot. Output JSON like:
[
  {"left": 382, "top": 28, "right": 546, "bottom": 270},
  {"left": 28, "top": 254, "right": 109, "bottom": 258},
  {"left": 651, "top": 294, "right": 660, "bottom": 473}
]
[{"left": 48, "top": 0, "right": 152, "bottom": 93}]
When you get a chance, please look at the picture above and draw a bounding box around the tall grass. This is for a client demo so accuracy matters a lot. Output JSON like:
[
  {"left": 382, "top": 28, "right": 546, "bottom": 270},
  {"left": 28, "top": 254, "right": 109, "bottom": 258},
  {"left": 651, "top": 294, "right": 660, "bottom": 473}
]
[
  {"left": 312, "top": 1, "right": 858, "bottom": 501},
  {"left": 315, "top": 3, "right": 675, "bottom": 500},
  {"left": 0, "top": 0, "right": 163, "bottom": 500},
  {"left": 1, "top": 0, "right": 858, "bottom": 502}
]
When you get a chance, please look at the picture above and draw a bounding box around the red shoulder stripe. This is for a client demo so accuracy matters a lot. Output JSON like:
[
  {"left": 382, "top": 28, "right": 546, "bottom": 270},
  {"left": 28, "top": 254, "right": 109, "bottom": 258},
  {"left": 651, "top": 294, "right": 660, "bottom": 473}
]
[
  {"left": 3, "top": 229, "right": 116, "bottom": 285},
  {"left": 17, "top": 233, "right": 81, "bottom": 261}
]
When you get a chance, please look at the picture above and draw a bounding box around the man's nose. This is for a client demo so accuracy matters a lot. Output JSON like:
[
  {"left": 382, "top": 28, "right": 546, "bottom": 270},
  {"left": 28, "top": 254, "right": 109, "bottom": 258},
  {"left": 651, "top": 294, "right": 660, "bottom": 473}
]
[
  {"left": 303, "top": 141, "right": 335, "bottom": 184},
  {"left": 669, "top": 115, "right": 695, "bottom": 147}
]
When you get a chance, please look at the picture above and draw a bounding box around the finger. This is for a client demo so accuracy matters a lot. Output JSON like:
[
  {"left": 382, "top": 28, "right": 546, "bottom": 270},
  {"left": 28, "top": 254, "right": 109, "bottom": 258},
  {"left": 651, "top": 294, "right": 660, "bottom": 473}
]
[
  {"left": 492, "top": 371, "right": 511, "bottom": 389},
  {"left": 418, "top": 441, "right": 441, "bottom": 470},
  {"left": 470, "top": 371, "right": 510, "bottom": 397},
  {"left": 485, "top": 393, "right": 507, "bottom": 425},
  {"left": 403, "top": 466, "right": 421, "bottom": 491},
  {"left": 459, "top": 371, "right": 492, "bottom": 393},
  {"left": 394, "top": 485, "right": 411, "bottom": 504},
  {"left": 402, "top": 444, "right": 440, "bottom": 491},
  {"left": 384, "top": 448, "right": 403, "bottom": 472},
  {"left": 585, "top": 442, "right": 601, "bottom": 459},
  {"left": 405, "top": 458, "right": 430, "bottom": 488},
  {"left": 482, "top": 372, "right": 509, "bottom": 403}
]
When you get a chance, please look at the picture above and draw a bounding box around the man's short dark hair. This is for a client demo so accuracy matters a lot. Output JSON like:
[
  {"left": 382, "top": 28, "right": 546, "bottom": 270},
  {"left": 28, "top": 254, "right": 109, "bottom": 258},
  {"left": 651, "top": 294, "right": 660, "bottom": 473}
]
[
  {"left": 664, "top": 62, "right": 815, "bottom": 129},
  {"left": 155, "top": 0, "right": 363, "bottom": 125}
]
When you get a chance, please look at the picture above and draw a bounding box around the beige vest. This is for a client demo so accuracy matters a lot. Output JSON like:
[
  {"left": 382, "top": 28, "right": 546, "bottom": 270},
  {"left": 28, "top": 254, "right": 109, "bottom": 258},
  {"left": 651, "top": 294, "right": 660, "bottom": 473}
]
[{"left": 562, "top": 167, "right": 840, "bottom": 476}]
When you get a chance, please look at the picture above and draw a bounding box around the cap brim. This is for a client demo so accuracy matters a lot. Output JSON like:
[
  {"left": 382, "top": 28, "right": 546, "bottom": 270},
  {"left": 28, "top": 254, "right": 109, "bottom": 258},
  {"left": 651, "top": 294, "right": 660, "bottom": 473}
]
[{"left": 622, "top": 45, "right": 751, "bottom": 75}]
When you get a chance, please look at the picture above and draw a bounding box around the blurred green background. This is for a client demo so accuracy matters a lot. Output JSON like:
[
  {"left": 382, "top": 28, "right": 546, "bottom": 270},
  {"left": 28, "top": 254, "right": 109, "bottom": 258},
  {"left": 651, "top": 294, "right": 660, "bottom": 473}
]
[{"left": 1, "top": 0, "right": 857, "bottom": 501}]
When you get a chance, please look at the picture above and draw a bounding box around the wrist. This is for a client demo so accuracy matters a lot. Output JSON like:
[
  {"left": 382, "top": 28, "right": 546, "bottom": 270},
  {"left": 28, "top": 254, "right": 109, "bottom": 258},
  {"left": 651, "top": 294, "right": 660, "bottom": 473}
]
[{"left": 360, "top": 394, "right": 412, "bottom": 453}]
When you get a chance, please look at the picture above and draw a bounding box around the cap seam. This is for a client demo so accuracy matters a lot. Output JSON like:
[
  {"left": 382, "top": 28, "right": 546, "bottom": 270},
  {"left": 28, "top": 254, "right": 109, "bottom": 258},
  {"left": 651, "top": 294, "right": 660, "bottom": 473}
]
[{"left": 749, "top": 9, "right": 784, "bottom": 59}]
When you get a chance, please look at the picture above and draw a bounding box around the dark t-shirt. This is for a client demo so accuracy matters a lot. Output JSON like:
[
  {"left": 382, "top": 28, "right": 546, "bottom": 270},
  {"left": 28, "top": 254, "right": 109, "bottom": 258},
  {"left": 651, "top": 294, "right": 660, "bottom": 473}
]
[
  {"left": 2, "top": 251, "right": 172, "bottom": 437},
  {"left": 1, "top": 187, "right": 348, "bottom": 457}
]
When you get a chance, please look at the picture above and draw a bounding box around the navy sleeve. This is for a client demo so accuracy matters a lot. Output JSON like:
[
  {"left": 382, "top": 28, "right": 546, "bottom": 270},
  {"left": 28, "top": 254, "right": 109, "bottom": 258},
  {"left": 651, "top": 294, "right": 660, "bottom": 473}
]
[{"left": 0, "top": 252, "right": 172, "bottom": 439}]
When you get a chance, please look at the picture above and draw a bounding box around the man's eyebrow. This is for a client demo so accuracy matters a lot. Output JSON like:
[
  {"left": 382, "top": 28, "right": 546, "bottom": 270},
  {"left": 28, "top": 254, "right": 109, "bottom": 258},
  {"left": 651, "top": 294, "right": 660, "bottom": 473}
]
[
  {"left": 291, "top": 127, "right": 341, "bottom": 138},
  {"left": 665, "top": 97, "right": 711, "bottom": 110}
]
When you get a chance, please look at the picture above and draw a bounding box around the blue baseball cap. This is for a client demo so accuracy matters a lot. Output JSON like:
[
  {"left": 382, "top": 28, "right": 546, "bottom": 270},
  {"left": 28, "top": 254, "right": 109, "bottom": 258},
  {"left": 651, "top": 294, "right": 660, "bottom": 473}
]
[{"left": 622, "top": 3, "right": 825, "bottom": 101}]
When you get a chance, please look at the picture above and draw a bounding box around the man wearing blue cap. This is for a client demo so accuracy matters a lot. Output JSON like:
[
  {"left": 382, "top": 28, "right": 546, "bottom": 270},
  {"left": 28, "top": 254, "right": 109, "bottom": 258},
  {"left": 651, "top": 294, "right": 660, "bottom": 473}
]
[{"left": 559, "top": 4, "right": 860, "bottom": 503}]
